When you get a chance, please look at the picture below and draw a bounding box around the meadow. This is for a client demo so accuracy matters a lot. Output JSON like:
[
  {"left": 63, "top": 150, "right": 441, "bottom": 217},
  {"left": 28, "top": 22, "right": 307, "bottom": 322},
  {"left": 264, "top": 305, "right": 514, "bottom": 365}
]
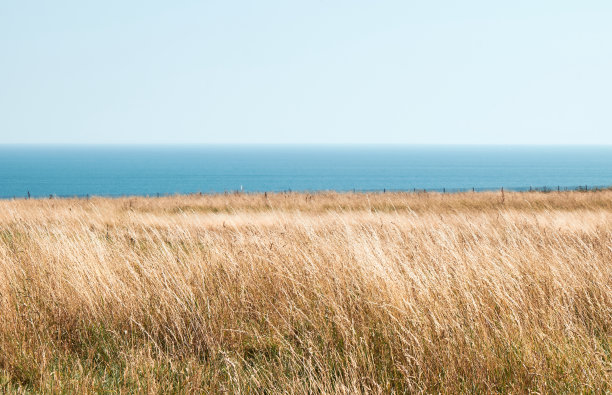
[{"left": 0, "top": 191, "right": 611, "bottom": 393}]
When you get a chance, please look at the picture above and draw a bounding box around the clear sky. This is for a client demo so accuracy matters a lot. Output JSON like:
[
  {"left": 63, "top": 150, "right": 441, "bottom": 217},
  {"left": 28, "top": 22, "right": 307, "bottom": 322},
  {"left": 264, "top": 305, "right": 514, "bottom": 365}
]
[{"left": 1, "top": 1, "right": 610, "bottom": 144}]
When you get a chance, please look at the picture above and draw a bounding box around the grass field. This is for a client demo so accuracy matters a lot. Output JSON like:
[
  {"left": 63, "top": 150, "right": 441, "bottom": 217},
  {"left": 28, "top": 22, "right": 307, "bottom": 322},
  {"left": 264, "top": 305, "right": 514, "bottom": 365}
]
[{"left": 0, "top": 191, "right": 611, "bottom": 393}]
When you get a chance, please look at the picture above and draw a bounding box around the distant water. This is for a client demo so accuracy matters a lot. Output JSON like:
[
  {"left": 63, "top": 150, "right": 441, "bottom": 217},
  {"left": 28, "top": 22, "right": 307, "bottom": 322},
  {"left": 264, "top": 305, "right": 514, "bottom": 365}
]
[{"left": 1, "top": 145, "right": 611, "bottom": 198}]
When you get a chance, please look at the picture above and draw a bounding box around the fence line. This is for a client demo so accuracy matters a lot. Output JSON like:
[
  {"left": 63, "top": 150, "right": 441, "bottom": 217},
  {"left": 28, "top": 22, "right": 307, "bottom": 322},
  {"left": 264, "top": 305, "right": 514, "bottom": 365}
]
[{"left": 1, "top": 184, "right": 610, "bottom": 200}]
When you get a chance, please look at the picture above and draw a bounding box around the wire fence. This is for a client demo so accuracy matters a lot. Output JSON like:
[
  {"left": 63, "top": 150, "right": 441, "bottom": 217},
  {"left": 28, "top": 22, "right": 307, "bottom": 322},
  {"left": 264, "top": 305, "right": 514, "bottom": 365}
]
[{"left": 1, "top": 184, "right": 611, "bottom": 200}]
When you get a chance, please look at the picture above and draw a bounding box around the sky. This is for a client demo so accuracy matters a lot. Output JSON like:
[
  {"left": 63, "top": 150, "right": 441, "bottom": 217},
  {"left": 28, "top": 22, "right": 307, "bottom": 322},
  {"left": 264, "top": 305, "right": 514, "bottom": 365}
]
[{"left": 0, "top": 1, "right": 611, "bottom": 145}]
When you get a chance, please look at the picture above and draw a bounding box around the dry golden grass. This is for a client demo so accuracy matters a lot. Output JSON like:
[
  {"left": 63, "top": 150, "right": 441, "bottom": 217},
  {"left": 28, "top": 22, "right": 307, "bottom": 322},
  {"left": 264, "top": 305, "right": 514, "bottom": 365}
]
[{"left": 0, "top": 191, "right": 611, "bottom": 393}]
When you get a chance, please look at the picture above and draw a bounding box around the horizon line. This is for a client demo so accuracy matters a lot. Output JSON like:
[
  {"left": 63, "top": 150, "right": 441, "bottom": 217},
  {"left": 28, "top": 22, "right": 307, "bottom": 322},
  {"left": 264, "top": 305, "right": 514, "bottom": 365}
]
[{"left": 1, "top": 142, "right": 612, "bottom": 147}]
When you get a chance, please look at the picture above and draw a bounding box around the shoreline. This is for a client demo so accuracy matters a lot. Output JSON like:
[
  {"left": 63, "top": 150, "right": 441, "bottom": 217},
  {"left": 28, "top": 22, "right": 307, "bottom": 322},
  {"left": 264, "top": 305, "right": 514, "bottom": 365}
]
[{"left": 2, "top": 184, "right": 611, "bottom": 201}]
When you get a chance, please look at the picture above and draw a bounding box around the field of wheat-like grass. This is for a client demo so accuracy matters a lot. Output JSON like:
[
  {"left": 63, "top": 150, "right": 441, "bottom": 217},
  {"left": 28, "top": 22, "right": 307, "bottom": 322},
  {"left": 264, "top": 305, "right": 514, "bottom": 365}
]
[{"left": 0, "top": 191, "right": 611, "bottom": 393}]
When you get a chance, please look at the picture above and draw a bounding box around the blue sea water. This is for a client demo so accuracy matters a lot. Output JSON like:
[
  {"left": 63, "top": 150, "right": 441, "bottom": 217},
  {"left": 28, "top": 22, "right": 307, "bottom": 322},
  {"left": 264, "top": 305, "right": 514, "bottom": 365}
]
[{"left": 0, "top": 145, "right": 611, "bottom": 198}]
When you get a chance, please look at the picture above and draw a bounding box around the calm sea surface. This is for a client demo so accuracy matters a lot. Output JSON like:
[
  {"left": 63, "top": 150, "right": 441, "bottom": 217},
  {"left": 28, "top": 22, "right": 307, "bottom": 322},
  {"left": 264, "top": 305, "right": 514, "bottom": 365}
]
[{"left": 1, "top": 145, "right": 611, "bottom": 198}]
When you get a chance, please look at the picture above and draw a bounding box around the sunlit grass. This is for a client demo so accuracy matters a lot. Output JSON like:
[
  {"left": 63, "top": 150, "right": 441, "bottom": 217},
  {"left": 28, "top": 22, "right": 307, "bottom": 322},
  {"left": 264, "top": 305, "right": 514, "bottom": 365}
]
[{"left": 0, "top": 191, "right": 611, "bottom": 393}]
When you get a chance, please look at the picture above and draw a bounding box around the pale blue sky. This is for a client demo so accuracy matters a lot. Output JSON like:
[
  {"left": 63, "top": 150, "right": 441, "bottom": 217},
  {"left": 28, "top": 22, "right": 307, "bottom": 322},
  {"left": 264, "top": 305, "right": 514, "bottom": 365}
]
[{"left": 1, "top": 1, "right": 610, "bottom": 144}]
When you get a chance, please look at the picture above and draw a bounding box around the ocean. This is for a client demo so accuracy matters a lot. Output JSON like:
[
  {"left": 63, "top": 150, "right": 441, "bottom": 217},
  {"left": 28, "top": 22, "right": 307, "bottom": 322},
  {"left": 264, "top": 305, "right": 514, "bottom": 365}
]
[{"left": 1, "top": 145, "right": 611, "bottom": 198}]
